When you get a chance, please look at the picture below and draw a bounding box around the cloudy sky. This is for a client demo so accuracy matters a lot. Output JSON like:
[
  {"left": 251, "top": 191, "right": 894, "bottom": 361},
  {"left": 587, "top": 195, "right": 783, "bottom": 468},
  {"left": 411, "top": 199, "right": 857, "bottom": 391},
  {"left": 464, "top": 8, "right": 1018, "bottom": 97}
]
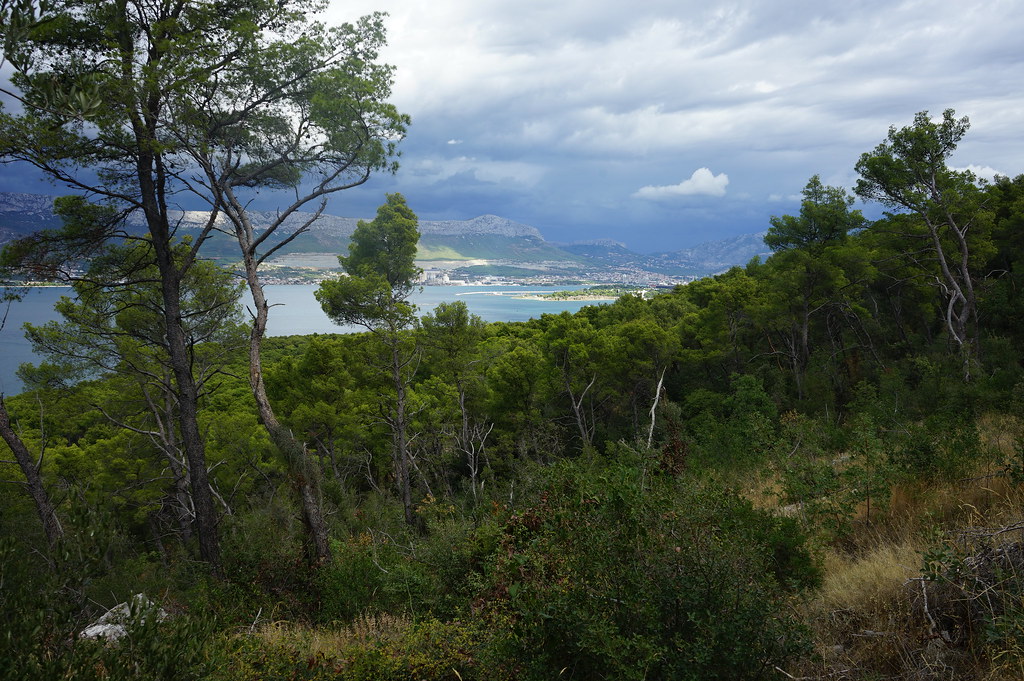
[
  {"left": 2, "top": 0, "right": 1022, "bottom": 253},
  {"left": 308, "top": 0, "right": 1024, "bottom": 252}
]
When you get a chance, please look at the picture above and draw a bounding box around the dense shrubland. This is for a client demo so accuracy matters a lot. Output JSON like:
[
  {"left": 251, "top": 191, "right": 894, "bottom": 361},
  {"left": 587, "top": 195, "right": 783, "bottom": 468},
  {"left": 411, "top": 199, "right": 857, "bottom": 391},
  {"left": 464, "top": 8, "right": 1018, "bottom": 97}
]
[
  {"left": 2, "top": 0, "right": 1022, "bottom": 674},
  {"left": 4, "top": 128, "right": 1024, "bottom": 678}
]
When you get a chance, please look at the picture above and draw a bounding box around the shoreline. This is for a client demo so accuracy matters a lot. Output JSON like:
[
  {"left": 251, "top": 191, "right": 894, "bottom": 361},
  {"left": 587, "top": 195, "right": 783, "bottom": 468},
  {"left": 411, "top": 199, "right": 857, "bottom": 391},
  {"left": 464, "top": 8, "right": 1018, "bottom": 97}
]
[
  {"left": 1, "top": 283, "right": 72, "bottom": 288},
  {"left": 514, "top": 294, "right": 618, "bottom": 302}
]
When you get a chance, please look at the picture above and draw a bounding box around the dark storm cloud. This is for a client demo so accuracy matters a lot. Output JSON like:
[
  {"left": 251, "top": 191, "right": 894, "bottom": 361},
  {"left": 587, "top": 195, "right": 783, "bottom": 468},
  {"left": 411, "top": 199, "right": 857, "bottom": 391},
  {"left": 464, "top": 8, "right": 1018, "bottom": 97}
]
[
  {"left": 3, "top": 1, "right": 1021, "bottom": 252},
  {"left": 316, "top": 0, "right": 1024, "bottom": 251}
]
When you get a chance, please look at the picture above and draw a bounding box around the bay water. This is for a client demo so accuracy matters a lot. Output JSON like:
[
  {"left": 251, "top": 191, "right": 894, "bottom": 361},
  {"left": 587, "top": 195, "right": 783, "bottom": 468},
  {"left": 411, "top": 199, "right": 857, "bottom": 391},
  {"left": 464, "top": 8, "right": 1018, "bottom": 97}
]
[{"left": 1, "top": 284, "right": 600, "bottom": 395}]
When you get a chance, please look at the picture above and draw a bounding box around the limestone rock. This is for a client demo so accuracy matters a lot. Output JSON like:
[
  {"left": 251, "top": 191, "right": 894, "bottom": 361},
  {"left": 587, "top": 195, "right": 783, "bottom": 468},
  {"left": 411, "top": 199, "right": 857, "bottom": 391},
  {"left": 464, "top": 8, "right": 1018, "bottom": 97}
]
[{"left": 80, "top": 594, "right": 168, "bottom": 642}]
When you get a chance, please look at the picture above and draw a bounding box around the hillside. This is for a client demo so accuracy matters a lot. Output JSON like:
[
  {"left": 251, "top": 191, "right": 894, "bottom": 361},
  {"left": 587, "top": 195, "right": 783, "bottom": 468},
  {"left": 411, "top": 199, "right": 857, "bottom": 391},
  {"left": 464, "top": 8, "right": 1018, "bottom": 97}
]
[
  {"left": 0, "top": 192, "right": 768, "bottom": 280},
  {"left": 5, "top": 171, "right": 1024, "bottom": 681}
]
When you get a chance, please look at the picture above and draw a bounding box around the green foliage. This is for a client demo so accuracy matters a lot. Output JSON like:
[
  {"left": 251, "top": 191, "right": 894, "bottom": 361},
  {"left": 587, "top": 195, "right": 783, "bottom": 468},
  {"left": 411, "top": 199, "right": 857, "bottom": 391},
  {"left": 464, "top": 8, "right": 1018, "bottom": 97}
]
[
  {"left": 214, "top": 617, "right": 502, "bottom": 681},
  {"left": 890, "top": 416, "right": 988, "bottom": 483},
  {"left": 766, "top": 175, "right": 864, "bottom": 252},
  {"left": 855, "top": 109, "right": 992, "bottom": 380},
  {"left": 317, "top": 193, "right": 421, "bottom": 334},
  {"left": 0, "top": 518, "right": 219, "bottom": 681},
  {"left": 918, "top": 531, "right": 1024, "bottom": 674},
  {"left": 684, "top": 373, "right": 778, "bottom": 473},
  {"left": 479, "top": 459, "right": 816, "bottom": 680},
  {"left": 21, "top": 237, "right": 244, "bottom": 388},
  {"left": 317, "top": 534, "right": 392, "bottom": 621},
  {"left": 344, "top": 194, "right": 421, "bottom": 287},
  {"left": 214, "top": 499, "right": 321, "bottom": 621},
  {"left": 317, "top": 501, "right": 504, "bottom": 624},
  {"left": 855, "top": 109, "right": 975, "bottom": 213},
  {"left": 538, "top": 285, "right": 642, "bottom": 300},
  {"left": 7, "top": 82, "right": 1024, "bottom": 681}
]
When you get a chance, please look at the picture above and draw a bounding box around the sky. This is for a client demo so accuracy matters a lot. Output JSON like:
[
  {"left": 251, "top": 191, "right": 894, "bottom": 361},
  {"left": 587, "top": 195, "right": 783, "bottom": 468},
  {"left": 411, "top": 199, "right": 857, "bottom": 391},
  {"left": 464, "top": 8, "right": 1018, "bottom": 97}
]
[
  {"left": 3, "top": 0, "right": 1024, "bottom": 253},
  {"left": 311, "top": 0, "right": 1024, "bottom": 252}
]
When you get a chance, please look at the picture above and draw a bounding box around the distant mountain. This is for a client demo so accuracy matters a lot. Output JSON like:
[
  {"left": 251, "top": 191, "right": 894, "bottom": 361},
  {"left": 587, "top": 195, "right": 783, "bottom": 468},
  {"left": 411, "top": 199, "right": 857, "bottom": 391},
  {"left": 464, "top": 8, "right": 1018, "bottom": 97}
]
[
  {"left": 651, "top": 232, "right": 772, "bottom": 275},
  {"left": 0, "top": 192, "right": 770, "bottom": 279},
  {"left": 558, "top": 232, "right": 771, "bottom": 277},
  {"left": 0, "top": 192, "right": 64, "bottom": 244}
]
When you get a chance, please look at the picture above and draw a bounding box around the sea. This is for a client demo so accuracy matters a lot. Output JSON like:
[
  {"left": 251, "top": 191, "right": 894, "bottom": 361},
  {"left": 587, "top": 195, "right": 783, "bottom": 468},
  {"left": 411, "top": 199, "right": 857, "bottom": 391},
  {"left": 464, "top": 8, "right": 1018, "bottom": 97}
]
[{"left": 0, "top": 284, "right": 601, "bottom": 395}]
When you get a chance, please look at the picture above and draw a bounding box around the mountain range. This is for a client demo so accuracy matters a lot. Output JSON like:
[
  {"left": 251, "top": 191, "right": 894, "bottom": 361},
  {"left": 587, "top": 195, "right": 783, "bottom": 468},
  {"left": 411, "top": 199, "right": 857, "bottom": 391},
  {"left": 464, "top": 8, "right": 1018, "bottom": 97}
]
[{"left": 0, "top": 192, "right": 771, "bottom": 280}]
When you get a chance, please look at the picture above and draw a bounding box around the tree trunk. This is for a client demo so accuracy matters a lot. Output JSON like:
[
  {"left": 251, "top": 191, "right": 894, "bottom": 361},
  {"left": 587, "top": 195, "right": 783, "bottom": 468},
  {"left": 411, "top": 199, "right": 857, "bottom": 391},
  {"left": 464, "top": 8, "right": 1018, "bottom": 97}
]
[
  {"left": 211, "top": 187, "right": 332, "bottom": 565},
  {"left": 157, "top": 255, "right": 223, "bottom": 572},
  {"left": 560, "top": 359, "right": 596, "bottom": 450},
  {"left": 244, "top": 263, "right": 331, "bottom": 564},
  {"left": 166, "top": 453, "right": 194, "bottom": 542},
  {"left": 923, "top": 210, "right": 978, "bottom": 382},
  {"left": 117, "top": 0, "right": 221, "bottom": 573},
  {"left": 391, "top": 340, "right": 416, "bottom": 529},
  {"left": 0, "top": 395, "right": 63, "bottom": 546},
  {"left": 647, "top": 367, "right": 667, "bottom": 449},
  {"left": 147, "top": 220, "right": 219, "bottom": 569}
]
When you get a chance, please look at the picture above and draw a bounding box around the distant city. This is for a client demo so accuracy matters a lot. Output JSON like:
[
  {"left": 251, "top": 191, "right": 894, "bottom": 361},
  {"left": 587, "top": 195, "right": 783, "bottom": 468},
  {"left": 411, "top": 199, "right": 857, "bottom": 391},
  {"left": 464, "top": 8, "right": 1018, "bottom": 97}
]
[{"left": 0, "top": 191, "right": 770, "bottom": 288}]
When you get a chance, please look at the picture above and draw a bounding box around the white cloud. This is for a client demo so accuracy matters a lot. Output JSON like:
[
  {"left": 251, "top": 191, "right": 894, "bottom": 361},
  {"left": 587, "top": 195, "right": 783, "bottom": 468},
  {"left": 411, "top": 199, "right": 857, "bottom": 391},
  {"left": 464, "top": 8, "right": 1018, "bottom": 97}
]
[
  {"left": 307, "top": 0, "right": 1024, "bottom": 249},
  {"left": 633, "top": 168, "right": 729, "bottom": 199},
  {"left": 952, "top": 164, "right": 1005, "bottom": 181},
  {"left": 404, "top": 156, "right": 545, "bottom": 187},
  {"left": 447, "top": 139, "right": 463, "bottom": 145}
]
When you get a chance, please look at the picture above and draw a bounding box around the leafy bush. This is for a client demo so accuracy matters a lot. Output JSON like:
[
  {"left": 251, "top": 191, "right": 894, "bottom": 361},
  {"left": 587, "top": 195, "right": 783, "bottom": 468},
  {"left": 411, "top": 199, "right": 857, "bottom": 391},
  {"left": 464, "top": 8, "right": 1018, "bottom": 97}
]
[
  {"left": 318, "top": 501, "right": 505, "bottom": 623},
  {"left": 213, "top": 617, "right": 505, "bottom": 681},
  {"left": 0, "top": 537, "right": 219, "bottom": 681},
  {"left": 477, "top": 459, "right": 817, "bottom": 680},
  {"left": 685, "top": 374, "right": 779, "bottom": 474}
]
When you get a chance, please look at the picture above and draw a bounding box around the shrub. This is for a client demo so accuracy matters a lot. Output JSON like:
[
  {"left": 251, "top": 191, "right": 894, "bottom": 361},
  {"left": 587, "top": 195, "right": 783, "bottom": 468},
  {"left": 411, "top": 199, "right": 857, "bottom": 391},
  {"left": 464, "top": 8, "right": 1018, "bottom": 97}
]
[
  {"left": 476, "top": 459, "right": 817, "bottom": 680},
  {"left": 0, "top": 536, "right": 219, "bottom": 681},
  {"left": 213, "top": 617, "right": 506, "bottom": 681}
]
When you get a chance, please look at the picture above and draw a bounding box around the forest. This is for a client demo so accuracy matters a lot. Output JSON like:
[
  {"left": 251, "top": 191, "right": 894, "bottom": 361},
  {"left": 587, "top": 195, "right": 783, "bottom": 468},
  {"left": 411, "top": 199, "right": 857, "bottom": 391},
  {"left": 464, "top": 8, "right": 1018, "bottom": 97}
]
[{"left": 2, "top": 1, "right": 1024, "bottom": 680}]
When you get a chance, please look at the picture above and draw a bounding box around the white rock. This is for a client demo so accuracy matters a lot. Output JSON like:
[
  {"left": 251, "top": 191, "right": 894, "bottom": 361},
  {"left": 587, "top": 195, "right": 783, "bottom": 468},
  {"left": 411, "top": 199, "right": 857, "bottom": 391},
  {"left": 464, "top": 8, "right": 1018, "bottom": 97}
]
[{"left": 79, "top": 594, "right": 168, "bottom": 641}]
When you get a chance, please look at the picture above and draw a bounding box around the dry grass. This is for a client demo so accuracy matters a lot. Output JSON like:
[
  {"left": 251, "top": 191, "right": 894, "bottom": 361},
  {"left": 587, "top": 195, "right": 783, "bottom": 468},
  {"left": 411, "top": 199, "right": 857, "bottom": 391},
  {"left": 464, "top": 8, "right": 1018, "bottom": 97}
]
[
  {"left": 978, "top": 414, "right": 1021, "bottom": 460},
  {"left": 779, "top": 412, "right": 1024, "bottom": 679},
  {"left": 254, "top": 612, "right": 412, "bottom": 658},
  {"left": 738, "top": 467, "right": 785, "bottom": 511},
  {"left": 815, "top": 542, "right": 924, "bottom": 617}
]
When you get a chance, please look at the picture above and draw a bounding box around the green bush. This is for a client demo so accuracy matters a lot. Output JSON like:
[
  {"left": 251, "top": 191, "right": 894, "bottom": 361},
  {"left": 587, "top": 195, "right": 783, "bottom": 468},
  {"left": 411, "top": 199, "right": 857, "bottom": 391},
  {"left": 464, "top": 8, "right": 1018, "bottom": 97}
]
[
  {"left": 213, "top": 618, "right": 505, "bottom": 681},
  {"left": 477, "top": 459, "right": 817, "bottom": 680},
  {"left": 318, "top": 502, "right": 506, "bottom": 623},
  {"left": 317, "top": 533, "right": 390, "bottom": 621},
  {"left": 685, "top": 374, "right": 779, "bottom": 474},
  {"left": 0, "top": 536, "right": 219, "bottom": 681},
  {"left": 890, "top": 415, "right": 989, "bottom": 483}
]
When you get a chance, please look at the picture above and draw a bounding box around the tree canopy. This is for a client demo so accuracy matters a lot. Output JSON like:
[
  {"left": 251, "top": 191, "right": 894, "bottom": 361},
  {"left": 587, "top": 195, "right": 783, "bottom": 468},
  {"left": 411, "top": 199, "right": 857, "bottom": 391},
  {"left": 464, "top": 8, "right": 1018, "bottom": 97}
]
[
  {"left": 317, "top": 193, "right": 421, "bottom": 333},
  {"left": 855, "top": 109, "right": 990, "bottom": 380},
  {"left": 766, "top": 175, "right": 864, "bottom": 252},
  {"left": 0, "top": 0, "right": 408, "bottom": 571}
]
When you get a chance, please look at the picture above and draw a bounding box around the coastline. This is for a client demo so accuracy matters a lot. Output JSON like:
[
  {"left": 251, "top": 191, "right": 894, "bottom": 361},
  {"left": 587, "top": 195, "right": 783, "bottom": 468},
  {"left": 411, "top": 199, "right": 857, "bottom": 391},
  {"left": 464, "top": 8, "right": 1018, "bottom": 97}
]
[
  {"left": 514, "top": 294, "right": 617, "bottom": 302},
  {"left": 1, "top": 283, "right": 72, "bottom": 288}
]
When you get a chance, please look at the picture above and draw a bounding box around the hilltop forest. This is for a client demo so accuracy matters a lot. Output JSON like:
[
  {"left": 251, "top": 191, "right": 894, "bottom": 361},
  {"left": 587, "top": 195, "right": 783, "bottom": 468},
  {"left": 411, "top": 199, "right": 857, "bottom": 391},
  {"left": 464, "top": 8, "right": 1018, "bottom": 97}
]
[
  {"left": 2, "top": 1, "right": 1024, "bottom": 679},
  {"left": 2, "top": 113, "right": 1024, "bottom": 679}
]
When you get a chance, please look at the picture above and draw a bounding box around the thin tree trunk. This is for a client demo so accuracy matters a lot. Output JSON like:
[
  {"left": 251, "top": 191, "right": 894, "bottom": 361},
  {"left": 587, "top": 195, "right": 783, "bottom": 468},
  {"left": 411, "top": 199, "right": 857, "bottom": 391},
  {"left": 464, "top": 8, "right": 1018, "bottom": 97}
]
[
  {"left": 245, "top": 268, "right": 331, "bottom": 564},
  {"left": 214, "top": 188, "right": 331, "bottom": 565},
  {"left": 923, "top": 214, "right": 977, "bottom": 381},
  {"left": 152, "top": 228, "right": 222, "bottom": 573},
  {"left": 391, "top": 340, "right": 416, "bottom": 528},
  {"left": 458, "top": 386, "right": 480, "bottom": 504},
  {"left": 166, "top": 452, "right": 194, "bottom": 542},
  {"left": 564, "top": 371, "right": 597, "bottom": 450},
  {"left": 647, "top": 367, "right": 667, "bottom": 449},
  {"left": 0, "top": 395, "right": 63, "bottom": 546}
]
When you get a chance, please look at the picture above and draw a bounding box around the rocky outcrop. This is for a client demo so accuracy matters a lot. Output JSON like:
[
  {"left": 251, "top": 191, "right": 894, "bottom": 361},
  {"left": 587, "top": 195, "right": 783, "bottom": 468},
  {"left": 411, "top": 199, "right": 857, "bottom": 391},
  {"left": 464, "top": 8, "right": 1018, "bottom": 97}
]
[
  {"left": 0, "top": 192, "right": 540, "bottom": 240},
  {"left": 420, "top": 214, "right": 542, "bottom": 238},
  {"left": 80, "top": 594, "right": 168, "bottom": 641}
]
